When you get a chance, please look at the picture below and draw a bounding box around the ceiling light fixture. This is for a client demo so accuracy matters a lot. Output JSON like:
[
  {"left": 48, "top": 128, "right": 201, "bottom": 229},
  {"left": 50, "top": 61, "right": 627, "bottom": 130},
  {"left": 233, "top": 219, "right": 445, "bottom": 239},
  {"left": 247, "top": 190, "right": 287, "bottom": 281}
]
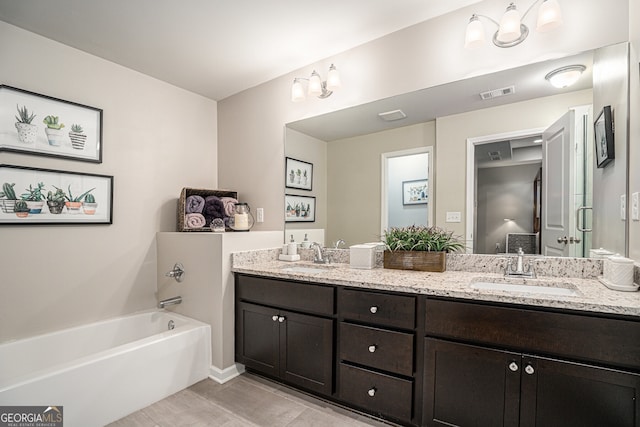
[
  {"left": 544, "top": 64, "right": 586, "bottom": 88},
  {"left": 465, "top": 0, "right": 562, "bottom": 49},
  {"left": 291, "top": 64, "right": 341, "bottom": 102}
]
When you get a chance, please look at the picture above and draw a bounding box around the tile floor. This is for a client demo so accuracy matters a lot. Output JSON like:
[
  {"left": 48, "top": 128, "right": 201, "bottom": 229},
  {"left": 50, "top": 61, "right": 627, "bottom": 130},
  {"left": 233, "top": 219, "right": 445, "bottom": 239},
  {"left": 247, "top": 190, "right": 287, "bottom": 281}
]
[{"left": 108, "top": 373, "right": 398, "bottom": 426}]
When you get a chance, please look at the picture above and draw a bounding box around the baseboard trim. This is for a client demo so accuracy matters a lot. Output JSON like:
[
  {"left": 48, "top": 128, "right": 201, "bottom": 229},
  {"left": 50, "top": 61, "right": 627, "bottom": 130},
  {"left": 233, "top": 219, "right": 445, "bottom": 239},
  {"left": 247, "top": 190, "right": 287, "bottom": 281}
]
[{"left": 209, "top": 363, "right": 245, "bottom": 384}]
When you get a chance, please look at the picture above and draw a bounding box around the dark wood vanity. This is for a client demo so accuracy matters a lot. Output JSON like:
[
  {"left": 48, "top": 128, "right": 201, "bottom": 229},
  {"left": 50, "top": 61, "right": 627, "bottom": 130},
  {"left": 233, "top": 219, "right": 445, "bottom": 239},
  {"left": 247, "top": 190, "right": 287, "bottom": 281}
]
[{"left": 235, "top": 272, "right": 640, "bottom": 426}]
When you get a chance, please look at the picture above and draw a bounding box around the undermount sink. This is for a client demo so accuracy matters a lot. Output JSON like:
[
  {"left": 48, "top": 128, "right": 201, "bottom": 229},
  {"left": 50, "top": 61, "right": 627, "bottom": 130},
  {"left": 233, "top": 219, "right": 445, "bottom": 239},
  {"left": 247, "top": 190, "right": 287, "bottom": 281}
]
[
  {"left": 280, "top": 265, "right": 332, "bottom": 274},
  {"left": 470, "top": 281, "right": 580, "bottom": 297}
]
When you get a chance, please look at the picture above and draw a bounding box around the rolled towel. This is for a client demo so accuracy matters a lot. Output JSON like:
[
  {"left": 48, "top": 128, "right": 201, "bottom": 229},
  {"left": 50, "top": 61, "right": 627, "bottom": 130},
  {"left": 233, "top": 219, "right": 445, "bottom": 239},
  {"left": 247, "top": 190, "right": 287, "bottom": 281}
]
[
  {"left": 203, "top": 196, "right": 226, "bottom": 227},
  {"left": 185, "top": 213, "right": 206, "bottom": 229},
  {"left": 220, "top": 197, "right": 238, "bottom": 217},
  {"left": 185, "top": 195, "right": 205, "bottom": 213}
]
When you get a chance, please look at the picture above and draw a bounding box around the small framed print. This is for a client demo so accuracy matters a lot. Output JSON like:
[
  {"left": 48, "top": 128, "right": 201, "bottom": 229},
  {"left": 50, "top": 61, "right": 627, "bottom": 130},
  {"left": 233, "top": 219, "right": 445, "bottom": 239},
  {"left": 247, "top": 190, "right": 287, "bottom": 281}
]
[
  {"left": 594, "top": 105, "right": 614, "bottom": 168},
  {"left": 285, "top": 194, "right": 315, "bottom": 222},
  {"left": 285, "top": 157, "right": 313, "bottom": 191},
  {"left": 402, "top": 179, "right": 428, "bottom": 205}
]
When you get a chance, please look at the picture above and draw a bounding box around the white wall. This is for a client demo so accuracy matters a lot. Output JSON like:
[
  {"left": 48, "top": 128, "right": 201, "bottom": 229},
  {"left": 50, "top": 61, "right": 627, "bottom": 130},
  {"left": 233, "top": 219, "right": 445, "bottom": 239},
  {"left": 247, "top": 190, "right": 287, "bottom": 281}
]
[
  {"left": 388, "top": 153, "right": 429, "bottom": 228},
  {"left": 0, "top": 22, "right": 218, "bottom": 342},
  {"left": 628, "top": 3, "right": 640, "bottom": 262}
]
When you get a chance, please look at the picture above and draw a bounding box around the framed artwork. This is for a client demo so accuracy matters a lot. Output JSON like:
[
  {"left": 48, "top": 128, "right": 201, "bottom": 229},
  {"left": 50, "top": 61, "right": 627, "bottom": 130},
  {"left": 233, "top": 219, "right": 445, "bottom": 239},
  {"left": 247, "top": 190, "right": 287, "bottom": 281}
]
[
  {"left": 0, "top": 85, "right": 103, "bottom": 163},
  {"left": 285, "top": 194, "right": 316, "bottom": 222},
  {"left": 594, "top": 105, "right": 614, "bottom": 168},
  {"left": 402, "top": 179, "right": 428, "bottom": 205},
  {"left": 285, "top": 157, "right": 313, "bottom": 191},
  {"left": 0, "top": 164, "right": 113, "bottom": 225}
]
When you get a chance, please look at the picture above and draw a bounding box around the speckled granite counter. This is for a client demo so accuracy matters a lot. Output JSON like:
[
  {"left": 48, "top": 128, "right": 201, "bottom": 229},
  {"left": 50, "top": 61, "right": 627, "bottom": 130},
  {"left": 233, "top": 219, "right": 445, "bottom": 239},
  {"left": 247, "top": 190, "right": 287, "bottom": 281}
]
[{"left": 232, "top": 250, "right": 640, "bottom": 318}]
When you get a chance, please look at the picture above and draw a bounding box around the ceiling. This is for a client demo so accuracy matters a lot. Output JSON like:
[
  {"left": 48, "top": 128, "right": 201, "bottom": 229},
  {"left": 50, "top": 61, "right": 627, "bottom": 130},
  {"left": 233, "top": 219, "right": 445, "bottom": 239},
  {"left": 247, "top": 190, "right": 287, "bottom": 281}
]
[{"left": 0, "top": 0, "right": 480, "bottom": 101}]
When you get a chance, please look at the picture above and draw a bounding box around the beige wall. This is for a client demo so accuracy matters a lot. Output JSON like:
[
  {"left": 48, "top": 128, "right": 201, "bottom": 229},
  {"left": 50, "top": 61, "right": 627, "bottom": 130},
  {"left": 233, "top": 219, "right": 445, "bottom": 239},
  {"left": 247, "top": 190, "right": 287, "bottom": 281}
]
[
  {"left": 435, "top": 90, "right": 593, "bottom": 239},
  {"left": 0, "top": 22, "right": 218, "bottom": 342},
  {"left": 326, "top": 122, "right": 435, "bottom": 245},
  {"left": 218, "top": 0, "right": 628, "bottom": 238},
  {"left": 629, "top": 4, "right": 640, "bottom": 262}
]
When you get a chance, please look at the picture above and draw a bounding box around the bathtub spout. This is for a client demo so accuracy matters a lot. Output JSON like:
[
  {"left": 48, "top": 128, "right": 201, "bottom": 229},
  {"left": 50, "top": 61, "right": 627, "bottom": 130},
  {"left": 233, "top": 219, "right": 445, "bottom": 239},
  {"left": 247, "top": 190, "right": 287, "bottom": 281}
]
[{"left": 158, "top": 296, "right": 182, "bottom": 308}]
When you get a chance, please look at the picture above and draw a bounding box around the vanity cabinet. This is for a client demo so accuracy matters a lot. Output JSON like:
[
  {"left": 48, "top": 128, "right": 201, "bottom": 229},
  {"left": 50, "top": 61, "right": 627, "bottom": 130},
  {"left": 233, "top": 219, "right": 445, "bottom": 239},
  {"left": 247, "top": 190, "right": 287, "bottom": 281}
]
[
  {"left": 235, "top": 275, "right": 334, "bottom": 395},
  {"left": 422, "top": 298, "right": 640, "bottom": 427},
  {"left": 337, "top": 288, "right": 417, "bottom": 423}
]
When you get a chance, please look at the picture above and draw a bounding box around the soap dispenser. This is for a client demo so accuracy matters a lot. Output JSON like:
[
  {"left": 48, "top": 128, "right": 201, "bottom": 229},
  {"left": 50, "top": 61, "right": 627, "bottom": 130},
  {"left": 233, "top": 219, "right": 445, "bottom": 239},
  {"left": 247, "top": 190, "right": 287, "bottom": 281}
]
[
  {"left": 288, "top": 234, "right": 297, "bottom": 256},
  {"left": 301, "top": 233, "right": 311, "bottom": 249}
]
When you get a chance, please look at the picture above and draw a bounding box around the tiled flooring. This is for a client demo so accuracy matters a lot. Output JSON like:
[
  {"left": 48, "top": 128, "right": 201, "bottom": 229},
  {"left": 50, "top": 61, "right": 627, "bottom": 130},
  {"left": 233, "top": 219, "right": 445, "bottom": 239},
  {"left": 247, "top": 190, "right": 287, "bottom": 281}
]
[{"left": 108, "top": 373, "right": 397, "bottom": 426}]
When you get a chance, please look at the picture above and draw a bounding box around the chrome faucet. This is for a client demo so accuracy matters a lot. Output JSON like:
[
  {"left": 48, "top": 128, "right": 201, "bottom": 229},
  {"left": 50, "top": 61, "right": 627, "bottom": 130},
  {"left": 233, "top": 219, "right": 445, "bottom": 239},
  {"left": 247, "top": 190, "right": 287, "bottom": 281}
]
[
  {"left": 505, "top": 248, "right": 535, "bottom": 278},
  {"left": 334, "top": 239, "right": 346, "bottom": 249},
  {"left": 166, "top": 263, "right": 185, "bottom": 282},
  {"left": 311, "top": 242, "right": 329, "bottom": 264},
  {"left": 159, "top": 296, "right": 182, "bottom": 308}
]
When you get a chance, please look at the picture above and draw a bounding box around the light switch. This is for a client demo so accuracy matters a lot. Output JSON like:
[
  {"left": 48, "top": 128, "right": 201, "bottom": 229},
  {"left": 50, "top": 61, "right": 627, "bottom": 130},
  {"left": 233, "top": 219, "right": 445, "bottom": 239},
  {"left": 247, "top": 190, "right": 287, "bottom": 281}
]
[
  {"left": 256, "top": 207, "right": 264, "bottom": 223},
  {"left": 632, "top": 192, "right": 639, "bottom": 221},
  {"left": 446, "top": 211, "right": 461, "bottom": 223},
  {"left": 620, "top": 195, "right": 626, "bottom": 221}
]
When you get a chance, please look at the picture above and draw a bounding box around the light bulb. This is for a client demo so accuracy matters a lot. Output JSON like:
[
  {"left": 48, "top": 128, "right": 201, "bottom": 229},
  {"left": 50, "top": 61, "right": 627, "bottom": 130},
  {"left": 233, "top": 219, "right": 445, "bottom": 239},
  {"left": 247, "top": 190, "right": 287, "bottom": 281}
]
[
  {"left": 536, "top": 0, "right": 563, "bottom": 32},
  {"left": 291, "top": 79, "right": 305, "bottom": 102},
  {"left": 497, "top": 3, "right": 522, "bottom": 43},
  {"left": 464, "top": 15, "right": 486, "bottom": 49},
  {"left": 326, "top": 64, "right": 341, "bottom": 91},
  {"left": 308, "top": 71, "right": 322, "bottom": 97}
]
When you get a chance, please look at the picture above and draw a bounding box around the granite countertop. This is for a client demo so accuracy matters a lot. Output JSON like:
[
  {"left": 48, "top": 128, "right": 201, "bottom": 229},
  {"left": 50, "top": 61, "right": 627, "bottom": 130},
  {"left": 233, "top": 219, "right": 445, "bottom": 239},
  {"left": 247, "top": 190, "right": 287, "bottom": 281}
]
[{"left": 232, "top": 260, "right": 640, "bottom": 318}]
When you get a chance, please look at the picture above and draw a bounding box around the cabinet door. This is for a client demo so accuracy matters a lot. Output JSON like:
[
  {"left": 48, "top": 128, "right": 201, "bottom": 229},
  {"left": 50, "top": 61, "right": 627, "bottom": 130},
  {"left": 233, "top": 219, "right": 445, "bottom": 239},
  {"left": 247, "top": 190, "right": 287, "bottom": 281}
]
[
  {"left": 423, "top": 338, "right": 521, "bottom": 427},
  {"left": 236, "top": 302, "right": 280, "bottom": 376},
  {"left": 280, "top": 310, "right": 334, "bottom": 395},
  {"left": 520, "top": 356, "right": 640, "bottom": 427}
]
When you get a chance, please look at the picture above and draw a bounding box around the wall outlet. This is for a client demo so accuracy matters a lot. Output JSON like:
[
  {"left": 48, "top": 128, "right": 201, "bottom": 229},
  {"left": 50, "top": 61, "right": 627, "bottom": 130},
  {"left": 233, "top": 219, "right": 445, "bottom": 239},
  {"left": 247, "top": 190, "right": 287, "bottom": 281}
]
[
  {"left": 620, "top": 195, "right": 626, "bottom": 221},
  {"left": 256, "top": 207, "right": 264, "bottom": 223},
  {"left": 632, "top": 192, "right": 639, "bottom": 221},
  {"left": 446, "top": 211, "right": 461, "bottom": 223}
]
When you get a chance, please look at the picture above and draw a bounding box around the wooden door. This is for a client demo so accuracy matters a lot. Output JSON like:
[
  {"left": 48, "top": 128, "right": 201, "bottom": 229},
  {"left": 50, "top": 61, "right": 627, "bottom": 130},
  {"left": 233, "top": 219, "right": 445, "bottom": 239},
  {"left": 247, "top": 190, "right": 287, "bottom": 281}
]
[
  {"left": 423, "top": 338, "right": 521, "bottom": 427},
  {"left": 280, "top": 310, "right": 334, "bottom": 395},
  {"left": 520, "top": 356, "right": 640, "bottom": 427},
  {"left": 236, "top": 301, "right": 280, "bottom": 376}
]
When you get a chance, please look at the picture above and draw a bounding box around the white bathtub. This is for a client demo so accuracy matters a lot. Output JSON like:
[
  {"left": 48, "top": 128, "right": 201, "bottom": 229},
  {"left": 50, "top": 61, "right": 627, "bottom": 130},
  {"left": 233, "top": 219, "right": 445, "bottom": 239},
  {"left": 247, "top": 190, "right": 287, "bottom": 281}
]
[{"left": 0, "top": 310, "right": 211, "bottom": 427}]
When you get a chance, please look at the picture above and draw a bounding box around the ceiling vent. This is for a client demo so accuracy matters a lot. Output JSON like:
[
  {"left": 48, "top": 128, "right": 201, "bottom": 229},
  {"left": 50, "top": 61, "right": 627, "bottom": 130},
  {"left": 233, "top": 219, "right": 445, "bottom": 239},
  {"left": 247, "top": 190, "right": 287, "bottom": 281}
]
[
  {"left": 487, "top": 150, "right": 502, "bottom": 161},
  {"left": 480, "top": 85, "right": 516, "bottom": 100},
  {"left": 378, "top": 109, "right": 407, "bottom": 121}
]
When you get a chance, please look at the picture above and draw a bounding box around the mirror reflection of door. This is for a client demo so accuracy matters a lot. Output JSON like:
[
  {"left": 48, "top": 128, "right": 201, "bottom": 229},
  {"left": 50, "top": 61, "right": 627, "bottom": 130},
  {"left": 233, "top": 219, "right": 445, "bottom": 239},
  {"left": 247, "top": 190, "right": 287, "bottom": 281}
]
[{"left": 381, "top": 147, "right": 433, "bottom": 235}]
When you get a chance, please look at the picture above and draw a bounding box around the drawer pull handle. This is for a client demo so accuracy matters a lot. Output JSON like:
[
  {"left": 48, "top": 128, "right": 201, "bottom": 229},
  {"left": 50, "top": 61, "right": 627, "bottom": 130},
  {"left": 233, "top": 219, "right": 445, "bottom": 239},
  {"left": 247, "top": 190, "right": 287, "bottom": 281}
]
[
  {"left": 508, "top": 362, "right": 519, "bottom": 372},
  {"left": 525, "top": 365, "right": 535, "bottom": 375},
  {"left": 278, "top": 316, "right": 286, "bottom": 323},
  {"left": 367, "top": 387, "right": 376, "bottom": 397},
  {"left": 369, "top": 306, "right": 378, "bottom": 314},
  {"left": 368, "top": 345, "right": 377, "bottom": 353},
  {"left": 271, "top": 315, "right": 278, "bottom": 322}
]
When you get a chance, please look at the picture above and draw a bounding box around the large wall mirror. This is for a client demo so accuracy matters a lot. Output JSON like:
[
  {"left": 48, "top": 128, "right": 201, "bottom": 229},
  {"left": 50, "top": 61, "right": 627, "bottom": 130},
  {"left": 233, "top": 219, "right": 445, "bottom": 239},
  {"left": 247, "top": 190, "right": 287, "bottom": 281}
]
[{"left": 285, "top": 42, "right": 630, "bottom": 258}]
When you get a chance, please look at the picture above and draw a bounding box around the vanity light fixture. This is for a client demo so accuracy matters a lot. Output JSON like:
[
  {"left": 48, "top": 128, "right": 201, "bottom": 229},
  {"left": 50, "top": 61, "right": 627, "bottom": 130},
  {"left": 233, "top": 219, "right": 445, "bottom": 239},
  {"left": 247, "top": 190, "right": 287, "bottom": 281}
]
[
  {"left": 291, "top": 64, "right": 341, "bottom": 102},
  {"left": 544, "top": 64, "right": 586, "bottom": 88},
  {"left": 465, "top": 0, "right": 563, "bottom": 49}
]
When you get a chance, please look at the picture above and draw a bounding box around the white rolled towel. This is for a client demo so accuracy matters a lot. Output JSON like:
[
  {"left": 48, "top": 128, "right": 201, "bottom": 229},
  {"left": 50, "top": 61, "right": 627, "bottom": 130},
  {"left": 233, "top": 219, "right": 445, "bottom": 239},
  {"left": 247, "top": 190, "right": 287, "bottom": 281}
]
[{"left": 185, "top": 213, "right": 206, "bottom": 229}]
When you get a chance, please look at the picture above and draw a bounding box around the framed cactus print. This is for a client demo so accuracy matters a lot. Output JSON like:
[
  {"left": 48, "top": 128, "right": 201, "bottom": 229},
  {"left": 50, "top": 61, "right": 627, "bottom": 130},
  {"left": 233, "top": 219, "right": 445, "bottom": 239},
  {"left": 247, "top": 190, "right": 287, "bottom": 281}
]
[
  {"left": 0, "top": 85, "right": 103, "bottom": 163},
  {"left": 285, "top": 157, "right": 313, "bottom": 191},
  {"left": 285, "top": 194, "right": 315, "bottom": 222},
  {"left": 0, "top": 164, "right": 113, "bottom": 225}
]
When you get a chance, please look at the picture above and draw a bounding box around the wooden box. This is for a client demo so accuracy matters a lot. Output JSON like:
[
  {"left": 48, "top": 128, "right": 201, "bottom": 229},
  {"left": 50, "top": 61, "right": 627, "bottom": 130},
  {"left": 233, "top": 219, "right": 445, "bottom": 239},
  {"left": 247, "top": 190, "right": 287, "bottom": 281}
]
[
  {"left": 383, "top": 250, "right": 446, "bottom": 272},
  {"left": 177, "top": 187, "right": 237, "bottom": 232}
]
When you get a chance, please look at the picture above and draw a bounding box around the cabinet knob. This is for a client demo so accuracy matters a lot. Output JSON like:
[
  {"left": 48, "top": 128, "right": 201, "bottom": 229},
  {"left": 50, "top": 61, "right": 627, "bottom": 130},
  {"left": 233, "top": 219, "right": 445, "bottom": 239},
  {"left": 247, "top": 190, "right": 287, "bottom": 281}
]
[
  {"left": 367, "top": 387, "right": 376, "bottom": 397},
  {"left": 525, "top": 364, "right": 535, "bottom": 375},
  {"left": 368, "top": 345, "right": 377, "bottom": 353},
  {"left": 508, "top": 362, "right": 519, "bottom": 372},
  {"left": 278, "top": 316, "right": 286, "bottom": 323},
  {"left": 272, "top": 315, "right": 278, "bottom": 322},
  {"left": 369, "top": 306, "right": 378, "bottom": 314}
]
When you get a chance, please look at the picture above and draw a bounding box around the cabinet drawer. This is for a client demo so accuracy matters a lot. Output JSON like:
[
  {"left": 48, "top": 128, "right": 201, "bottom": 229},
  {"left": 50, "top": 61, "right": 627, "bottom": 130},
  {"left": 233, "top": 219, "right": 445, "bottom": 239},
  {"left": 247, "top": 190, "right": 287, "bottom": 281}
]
[
  {"left": 339, "top": 322, "right": 414, "bottom": 376},
  {"left": 339, "top": 288, "right": 415, "bottom": 329},
  {"left": 425, "top": 298, "right": 640, "bottom": 371},
  {"left": 339, "top": 363, "right": 413, "bottom": 421},
  {"left": 236, "top": 274, "right": 334, "bottom": 316}
]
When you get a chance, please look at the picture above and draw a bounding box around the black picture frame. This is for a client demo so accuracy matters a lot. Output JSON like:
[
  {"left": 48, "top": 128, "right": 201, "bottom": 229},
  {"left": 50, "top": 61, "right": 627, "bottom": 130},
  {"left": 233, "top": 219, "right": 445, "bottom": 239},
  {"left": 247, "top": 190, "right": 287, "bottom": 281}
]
[
  {"left": 0, "top": 164, "right": 113, "bottom": 225},
  {"left": 402, "top": 179, "right": 428, "bottom": 205},
  {"left": 594, "top": 105, "right": 614, "bottom": 168},
  {"left": 285, "top": 194, "right": 316, "bottom": 222},
  {"left": 285, "top": 157, "right": 313, "bottom": 191},
  {"left": 1, "top": 84, "right": 103, "bottom": 163}
]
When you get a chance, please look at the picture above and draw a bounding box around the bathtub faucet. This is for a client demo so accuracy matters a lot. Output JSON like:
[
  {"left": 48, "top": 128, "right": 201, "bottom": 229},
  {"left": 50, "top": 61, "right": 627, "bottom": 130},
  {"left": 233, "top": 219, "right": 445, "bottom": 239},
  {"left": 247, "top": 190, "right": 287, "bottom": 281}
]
[
  {"left": 165, "top": 263, "right": 185, "bottom": 282},
  {"left": 159, "top": 296, "right": 182, "bottom": 309}
]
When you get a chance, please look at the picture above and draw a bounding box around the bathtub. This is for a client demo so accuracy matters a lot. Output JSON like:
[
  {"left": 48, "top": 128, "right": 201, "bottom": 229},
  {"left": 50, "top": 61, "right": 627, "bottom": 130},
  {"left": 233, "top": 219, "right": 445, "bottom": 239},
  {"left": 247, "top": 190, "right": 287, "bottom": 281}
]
[{"left": 0, "top": 310, "right": 211, "bottom": 427}]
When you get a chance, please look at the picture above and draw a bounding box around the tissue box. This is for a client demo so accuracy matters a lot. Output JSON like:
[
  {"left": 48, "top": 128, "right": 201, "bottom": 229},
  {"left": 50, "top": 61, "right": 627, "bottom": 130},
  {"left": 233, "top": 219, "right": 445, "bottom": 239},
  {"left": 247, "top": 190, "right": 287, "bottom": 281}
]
[{"left": 350, "top": 243, "right": 381, "bottom": 269}]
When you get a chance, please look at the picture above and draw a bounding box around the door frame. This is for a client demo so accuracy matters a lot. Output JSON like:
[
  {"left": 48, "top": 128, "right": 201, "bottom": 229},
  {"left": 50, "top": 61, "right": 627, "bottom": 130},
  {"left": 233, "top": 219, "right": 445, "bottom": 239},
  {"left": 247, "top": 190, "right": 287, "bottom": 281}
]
[
  {"left": 381, "top": 146, "right": 434, "bottom": 236},
  {"left": 465, "top": 128, "right": 546, "bottom": 254}
]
